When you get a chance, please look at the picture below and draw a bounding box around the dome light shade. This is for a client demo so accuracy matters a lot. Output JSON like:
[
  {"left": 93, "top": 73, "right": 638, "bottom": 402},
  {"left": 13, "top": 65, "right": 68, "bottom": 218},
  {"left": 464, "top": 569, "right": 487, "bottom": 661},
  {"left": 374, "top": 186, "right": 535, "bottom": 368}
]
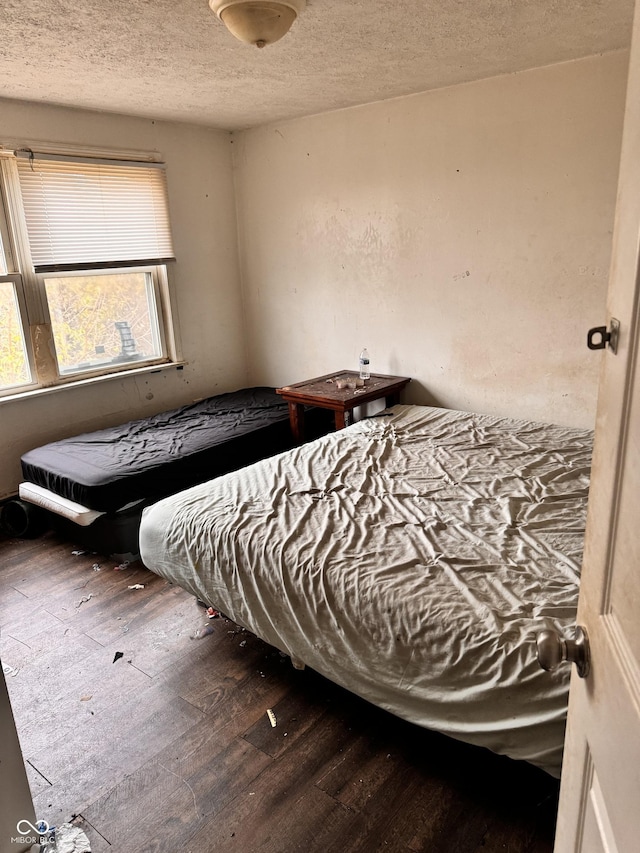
[{"left": 209, "top": 0, "right": 305, "bottom": 48}]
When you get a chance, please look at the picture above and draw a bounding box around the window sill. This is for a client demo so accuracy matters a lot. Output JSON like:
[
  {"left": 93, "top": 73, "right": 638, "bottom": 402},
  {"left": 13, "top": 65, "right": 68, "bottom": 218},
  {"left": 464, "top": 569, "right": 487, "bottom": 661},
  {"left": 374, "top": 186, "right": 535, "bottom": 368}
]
[{"left": 0, "top": 360, "right": 186, "bottom": 404}]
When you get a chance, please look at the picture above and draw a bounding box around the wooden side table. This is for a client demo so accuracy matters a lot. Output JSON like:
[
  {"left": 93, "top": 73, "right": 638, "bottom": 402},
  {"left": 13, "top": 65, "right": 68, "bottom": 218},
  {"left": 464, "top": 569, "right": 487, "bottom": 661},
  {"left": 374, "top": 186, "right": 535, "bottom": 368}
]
[{"left": 276, "top": 371, "right": 411, "bottom": 443}]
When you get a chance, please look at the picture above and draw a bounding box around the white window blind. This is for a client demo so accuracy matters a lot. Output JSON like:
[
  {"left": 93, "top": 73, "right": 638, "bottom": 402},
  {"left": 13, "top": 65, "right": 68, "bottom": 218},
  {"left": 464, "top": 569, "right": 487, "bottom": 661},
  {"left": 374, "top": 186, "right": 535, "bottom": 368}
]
[{"left": 16, "top": 153, "right": 175, "bottom": 272}]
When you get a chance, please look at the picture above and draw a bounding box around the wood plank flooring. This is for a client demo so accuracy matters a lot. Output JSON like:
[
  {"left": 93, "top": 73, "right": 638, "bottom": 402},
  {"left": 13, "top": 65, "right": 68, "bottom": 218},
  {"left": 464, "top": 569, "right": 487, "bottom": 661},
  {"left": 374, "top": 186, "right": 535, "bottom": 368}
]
[{"left": 0, "top": 531, "right": 559, "bottom": 852}]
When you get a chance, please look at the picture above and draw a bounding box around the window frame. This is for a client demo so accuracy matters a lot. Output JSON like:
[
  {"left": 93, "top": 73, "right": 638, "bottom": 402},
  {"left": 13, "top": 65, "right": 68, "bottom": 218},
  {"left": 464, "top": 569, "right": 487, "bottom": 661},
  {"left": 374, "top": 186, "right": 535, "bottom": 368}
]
[
  {"left": 0, "top": 272, "right": 38, "bottom": 393},
  {"left": 0, "top": 149, "right": 181, "bottom": 399},
  {"left": 39, "top": 265, "right": 171, "bottom": 382}
]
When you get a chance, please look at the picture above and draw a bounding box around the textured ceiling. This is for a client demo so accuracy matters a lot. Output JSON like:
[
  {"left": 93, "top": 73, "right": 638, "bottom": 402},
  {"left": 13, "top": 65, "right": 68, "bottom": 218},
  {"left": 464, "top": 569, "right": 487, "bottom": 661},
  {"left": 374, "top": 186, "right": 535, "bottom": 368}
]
[{"left": 0, "top": 0, "right": 634, "bottom": 131}]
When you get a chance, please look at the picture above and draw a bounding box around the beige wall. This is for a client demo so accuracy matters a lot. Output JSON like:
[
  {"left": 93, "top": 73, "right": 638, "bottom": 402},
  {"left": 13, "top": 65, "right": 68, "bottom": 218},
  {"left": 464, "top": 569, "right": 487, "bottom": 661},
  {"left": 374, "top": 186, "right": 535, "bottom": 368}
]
[
  {"left": 0, "top": 99, "right": 246, "bottom": 499},
  {"left": 234, "top": 52, "right": 628, "bottom": 428}
]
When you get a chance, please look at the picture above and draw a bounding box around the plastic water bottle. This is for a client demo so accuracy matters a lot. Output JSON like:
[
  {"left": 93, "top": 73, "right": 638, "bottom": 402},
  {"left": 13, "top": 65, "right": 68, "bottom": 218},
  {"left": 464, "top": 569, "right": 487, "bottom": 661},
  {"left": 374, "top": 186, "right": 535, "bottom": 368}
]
[{"left": 359, "top": 348, "right": 370, "bottom": 380}]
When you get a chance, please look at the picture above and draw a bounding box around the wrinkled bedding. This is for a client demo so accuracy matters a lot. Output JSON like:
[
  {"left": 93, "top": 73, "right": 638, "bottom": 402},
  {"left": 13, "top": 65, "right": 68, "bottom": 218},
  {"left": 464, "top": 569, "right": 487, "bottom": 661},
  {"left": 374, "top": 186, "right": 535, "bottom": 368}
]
[
  {"left": 21, "top": 387, "right": 294, "bottom": 511},
  {"left": 139, "top": 405, "right": 592, "bottom": 775}
]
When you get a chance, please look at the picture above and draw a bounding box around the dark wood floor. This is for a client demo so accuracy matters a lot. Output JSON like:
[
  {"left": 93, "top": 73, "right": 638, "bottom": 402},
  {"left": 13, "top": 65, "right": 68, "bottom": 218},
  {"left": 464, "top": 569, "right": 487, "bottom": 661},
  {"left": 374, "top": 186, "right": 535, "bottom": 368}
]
[{"left": 0, "top": 531, "right": 559, "bottom": 852}]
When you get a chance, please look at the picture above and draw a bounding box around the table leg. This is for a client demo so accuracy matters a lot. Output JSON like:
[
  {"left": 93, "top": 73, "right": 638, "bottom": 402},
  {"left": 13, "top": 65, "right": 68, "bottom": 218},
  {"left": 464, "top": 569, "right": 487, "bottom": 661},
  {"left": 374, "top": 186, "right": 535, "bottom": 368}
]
[
  {"left": 334, "top": 411, "right": 347, "bottom": 430},
  {"left": 385, "top": 392, "right": 401, "bottom": 409},
  {"left": 289, "top": 402, "right": 305, "bottom": 443}
]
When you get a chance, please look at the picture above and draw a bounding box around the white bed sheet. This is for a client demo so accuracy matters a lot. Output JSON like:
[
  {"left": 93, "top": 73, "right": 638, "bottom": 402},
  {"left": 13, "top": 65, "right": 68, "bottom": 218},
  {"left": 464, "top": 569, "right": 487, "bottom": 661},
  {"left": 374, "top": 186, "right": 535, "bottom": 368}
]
[{"left": 140, "top": 405, "right": 592, "bottom": 776}]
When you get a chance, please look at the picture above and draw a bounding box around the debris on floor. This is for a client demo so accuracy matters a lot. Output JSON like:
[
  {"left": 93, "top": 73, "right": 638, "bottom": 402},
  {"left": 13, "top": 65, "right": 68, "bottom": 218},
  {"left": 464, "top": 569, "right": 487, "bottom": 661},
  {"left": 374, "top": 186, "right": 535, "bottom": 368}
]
[
  {"left": 207, "top": 607, "right": 220, "bottom": 619},
  {"left": 190, "top": 624, "right": 216, "bottom": 640},
  {"left": 75, "top": 594, "right": 93, "bottom": 609},
  {"left": 128, "top": 583, "right": 145, "bottom": 590},
  {"left": 267, "top": 708, "right": 277, "bottom": 727},
  {"left": 71, "top": 549, "right": 89, "bottom": 556},
  {"left": 44, "top": 822, "right": 92, "bottom": 852},
  {"left": 113, "top": 651, "right": 124, "bottom": 663},
  {"left": 91, "top": 563, "right": 101, "bottom": 572},
  {"left": 2, "top": 663, "right": 18, "bottom": 677},
  {"left": 114, "top": 561, "right": 130, "bottom": 571}
]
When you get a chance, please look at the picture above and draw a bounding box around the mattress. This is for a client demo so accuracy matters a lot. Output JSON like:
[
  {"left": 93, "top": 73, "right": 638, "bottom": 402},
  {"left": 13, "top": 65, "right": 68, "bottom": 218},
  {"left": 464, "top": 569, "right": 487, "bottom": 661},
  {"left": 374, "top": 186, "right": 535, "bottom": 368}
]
[
  {"left": 21, "top": 387, "right": 295, "bottom": 512},
  {"left": 139, "top": 404, "right": 593, "bottom": 776}
]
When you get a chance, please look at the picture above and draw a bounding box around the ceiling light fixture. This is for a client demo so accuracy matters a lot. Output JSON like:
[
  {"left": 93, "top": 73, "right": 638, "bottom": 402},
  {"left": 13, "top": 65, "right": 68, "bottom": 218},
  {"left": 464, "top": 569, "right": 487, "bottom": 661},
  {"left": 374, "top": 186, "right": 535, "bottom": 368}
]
[{"left": 209, "top": 0, "right": 305, "bottom": 48}]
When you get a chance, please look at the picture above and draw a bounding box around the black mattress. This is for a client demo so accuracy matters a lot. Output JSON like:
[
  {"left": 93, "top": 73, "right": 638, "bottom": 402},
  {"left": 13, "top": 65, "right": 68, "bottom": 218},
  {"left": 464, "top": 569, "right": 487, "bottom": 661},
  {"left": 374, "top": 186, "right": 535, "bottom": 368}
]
[{"left": 21, "top": 387, "right": 298, "bottom": 513}]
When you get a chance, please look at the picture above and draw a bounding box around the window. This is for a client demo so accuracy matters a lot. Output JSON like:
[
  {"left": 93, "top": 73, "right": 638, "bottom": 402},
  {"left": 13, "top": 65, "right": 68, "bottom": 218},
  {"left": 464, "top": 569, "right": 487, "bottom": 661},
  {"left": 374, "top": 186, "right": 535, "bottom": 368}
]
[
  {"left": 0, "top": 149, "right": 177, "bottom": 396},
  {"left": 0, "top": 276, "right": 31, "bottom": 388},
  {"left": 43, "top": 270, "right": 164, "bottom": 376}
]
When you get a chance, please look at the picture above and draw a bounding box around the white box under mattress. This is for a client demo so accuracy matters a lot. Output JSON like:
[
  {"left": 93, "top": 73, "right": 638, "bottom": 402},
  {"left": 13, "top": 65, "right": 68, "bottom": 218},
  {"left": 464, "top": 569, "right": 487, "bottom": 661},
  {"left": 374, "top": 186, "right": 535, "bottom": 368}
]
[{"left": 19, "top": 482, "right": 104, "bottom": 527}]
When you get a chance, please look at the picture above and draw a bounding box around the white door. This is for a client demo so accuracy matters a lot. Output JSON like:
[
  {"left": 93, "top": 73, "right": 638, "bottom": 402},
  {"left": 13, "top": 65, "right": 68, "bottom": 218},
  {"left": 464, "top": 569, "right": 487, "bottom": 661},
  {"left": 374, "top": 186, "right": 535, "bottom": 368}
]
[{"left": 553, "top": 2, "right": 640, "bottom": 851}]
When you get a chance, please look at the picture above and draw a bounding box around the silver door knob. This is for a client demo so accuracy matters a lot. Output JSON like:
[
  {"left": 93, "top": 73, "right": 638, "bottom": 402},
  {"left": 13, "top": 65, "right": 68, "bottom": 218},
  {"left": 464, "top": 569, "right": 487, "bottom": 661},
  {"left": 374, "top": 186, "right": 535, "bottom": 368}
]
[{"left": 536, "top": 626, "right": 590, "bottom": 679}]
